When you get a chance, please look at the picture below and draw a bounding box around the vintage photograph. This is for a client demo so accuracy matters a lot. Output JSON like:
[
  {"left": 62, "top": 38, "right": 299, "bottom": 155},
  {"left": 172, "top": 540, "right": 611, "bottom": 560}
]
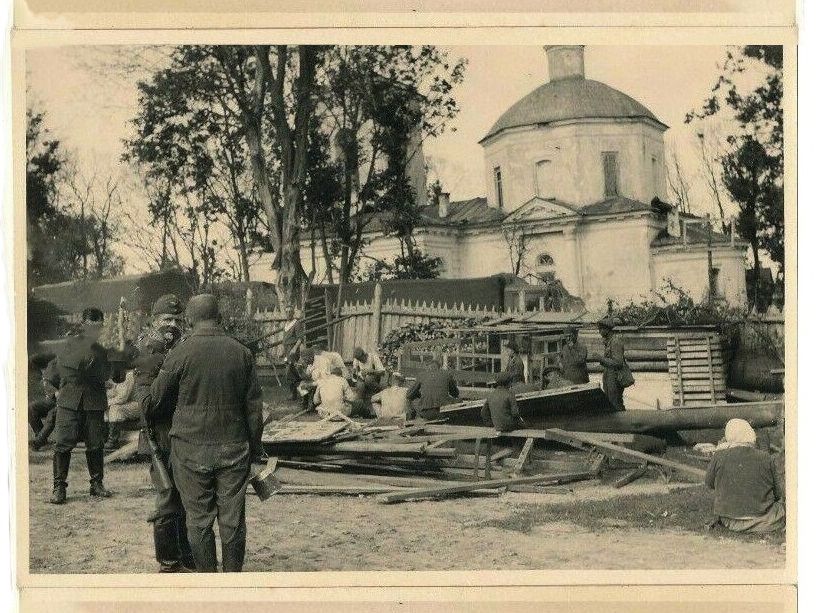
[{"left": 21, "top": 41, "right": 788, "bottom": 574}]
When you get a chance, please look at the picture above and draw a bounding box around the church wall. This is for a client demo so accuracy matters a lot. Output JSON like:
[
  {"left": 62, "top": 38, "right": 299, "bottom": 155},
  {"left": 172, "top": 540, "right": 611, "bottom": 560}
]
[
  {"left": 574, "top": 216, "right": 657, "bottom": 308},
  {"left": 482, "top": 120, "right": 666, "bottom": 211},
  {"left": 651, "top": 247, "right": 748, "bottom": 307}
]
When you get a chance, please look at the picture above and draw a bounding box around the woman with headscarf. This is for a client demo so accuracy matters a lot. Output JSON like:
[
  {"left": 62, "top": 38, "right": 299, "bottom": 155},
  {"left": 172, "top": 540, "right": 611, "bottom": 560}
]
[{"left": 705, "top": 418, "right": 785, "bottom": 533}]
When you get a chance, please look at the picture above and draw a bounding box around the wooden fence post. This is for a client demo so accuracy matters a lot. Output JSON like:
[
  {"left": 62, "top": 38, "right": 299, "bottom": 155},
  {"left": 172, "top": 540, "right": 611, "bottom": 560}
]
[{"left": 371, "top": 282, "right": 383, "bottom": 348}]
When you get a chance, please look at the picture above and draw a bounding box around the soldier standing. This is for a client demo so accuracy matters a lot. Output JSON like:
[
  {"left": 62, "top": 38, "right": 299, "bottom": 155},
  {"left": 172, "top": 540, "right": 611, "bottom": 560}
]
[
  {"left": 591, "top": 317, "right": 632, "bottom": 412},
  {"left": 146, "top": 294, "right": 264, "bottom": 573},
  {"left": 134, "top": 294, "right": 195, "bottom": 573},
  {"left": 49, "top": 307, "right": 112, "bottom": 505}
]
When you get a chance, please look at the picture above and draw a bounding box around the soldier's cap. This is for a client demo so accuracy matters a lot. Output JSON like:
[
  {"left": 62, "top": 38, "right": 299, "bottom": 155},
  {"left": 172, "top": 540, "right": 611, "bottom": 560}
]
[
  {"left": 185, "top": 293, "right": 220, "bottom": 324},
  {"left": 82, "top": 307, "right": 104, "bottom": 326},
  {"left": 495, "top": 371, "right": 513, "bottom": 387},
  {"left": 506, "top": 341, "right": 520, "bottom": 353},
  {"left": 299, "top": 348, "right": 315, "bottom": 364},
  {"left": 152, "top": 294, "right": 183, "bottom": 317},
  {"left": 353, "top": 347, "right": 366, "bottom": 360}
]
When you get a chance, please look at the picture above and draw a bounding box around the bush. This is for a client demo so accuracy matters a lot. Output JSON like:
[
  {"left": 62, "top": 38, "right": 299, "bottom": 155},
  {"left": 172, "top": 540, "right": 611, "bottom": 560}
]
[{"left": 378, "top": 317, "right": 485, "bottom": 370}]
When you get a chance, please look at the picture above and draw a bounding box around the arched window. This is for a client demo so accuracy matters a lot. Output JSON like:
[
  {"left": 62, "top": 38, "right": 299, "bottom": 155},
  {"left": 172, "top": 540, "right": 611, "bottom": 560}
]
[{"left": 536, "top": 253, "right": 554, "bottom": 267}]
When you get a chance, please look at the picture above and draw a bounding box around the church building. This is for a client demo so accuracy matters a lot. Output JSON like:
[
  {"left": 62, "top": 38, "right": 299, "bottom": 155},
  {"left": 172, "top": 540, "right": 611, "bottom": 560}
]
[{"left": 255, "top": 45, "right": 748, "bottom": 311}]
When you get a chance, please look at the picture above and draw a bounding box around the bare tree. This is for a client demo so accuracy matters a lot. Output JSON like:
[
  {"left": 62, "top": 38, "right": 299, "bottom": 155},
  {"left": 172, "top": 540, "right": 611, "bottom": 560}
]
[
  {"left": 62, "top": 164, "right": 125, "bottom": 278},
  {"left": 696, "top": 129, "right": 730, "bottom": 234},
  {"left": 664, "top": 141, "right": 693, "bottom": 214},
  {"left": 502, "top": 223, "right": 530, "bottom": 277}
]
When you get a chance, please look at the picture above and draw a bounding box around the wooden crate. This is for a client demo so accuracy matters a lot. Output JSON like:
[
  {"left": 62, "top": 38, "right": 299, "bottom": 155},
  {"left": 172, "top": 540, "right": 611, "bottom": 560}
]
[{"left": 666, "top": 335, "right": 727, "bottom": 406}]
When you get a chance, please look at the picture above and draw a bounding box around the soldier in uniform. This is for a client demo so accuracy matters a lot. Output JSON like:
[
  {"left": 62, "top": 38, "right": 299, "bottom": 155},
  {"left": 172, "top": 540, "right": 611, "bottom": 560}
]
[
  {"left": 591, "top": 316, "right": 632, "bottom": 412},
  {"left": 134, "top": 294, "right": 195, "bottom": 573},
  {"left": 505, "top": 341, "right": 526, "bottom": 385},
  {"left": 48, "top": 307, "right": 112, "bottom": 505},
  {"left": 145, "top": 294, "right": 263, "bottom": 573}
]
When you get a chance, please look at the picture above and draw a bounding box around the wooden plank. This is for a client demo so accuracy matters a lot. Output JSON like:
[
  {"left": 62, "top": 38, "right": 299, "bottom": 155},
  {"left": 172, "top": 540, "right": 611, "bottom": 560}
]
[
  {"left": 513, "top": 438, "right": 535, "bottom": 476},
  {"left": 262, "top": 421, "right": 348, "bottom": 444},
  {"left": 672, "top": 384, "right": 727, "bottom": 392},
  {"left": 668, "top": 360, "right": 724, "bottom": 367},
  {"left": 614, "top": 464, "right": 648, "bottom": 489},
  {"left": 377, "top": 470, "right": 596, "bottom": 504},
  {"left": 543, "top": 429, "right": 706, "bottom": 481}
]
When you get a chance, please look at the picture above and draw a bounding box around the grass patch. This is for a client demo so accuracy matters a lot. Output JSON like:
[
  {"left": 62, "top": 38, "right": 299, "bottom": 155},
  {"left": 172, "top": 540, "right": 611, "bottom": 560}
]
[{"left": 482, "top": 486, "right": 785, "bottom": 547}]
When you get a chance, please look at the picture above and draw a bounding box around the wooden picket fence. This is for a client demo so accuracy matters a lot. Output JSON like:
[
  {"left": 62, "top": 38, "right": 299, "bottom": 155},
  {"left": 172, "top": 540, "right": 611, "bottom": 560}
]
[{"left": 252, "top": 289, "right": 498, "bottom": 362}]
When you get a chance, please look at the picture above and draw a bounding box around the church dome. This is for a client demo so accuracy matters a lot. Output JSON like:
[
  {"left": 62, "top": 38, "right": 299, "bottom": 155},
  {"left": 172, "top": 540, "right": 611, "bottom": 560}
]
[{"left": 480, "top": 46, "right": 667, "bottom": 143}]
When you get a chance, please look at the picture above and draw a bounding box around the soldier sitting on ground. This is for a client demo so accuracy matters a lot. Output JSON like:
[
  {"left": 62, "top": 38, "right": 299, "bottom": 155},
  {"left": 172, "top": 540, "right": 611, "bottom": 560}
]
[
  {"left": 406, "top": 358, "right": 459, "bottom": 421},
  {"left": 28, "top": 352, "right": 59, "bottom": 451},
  {"left": 370, "top": 371, "right": 411, "bottom": 421},
  {"left": 481, "top": 371, "right": 526, "bottom": 433}
]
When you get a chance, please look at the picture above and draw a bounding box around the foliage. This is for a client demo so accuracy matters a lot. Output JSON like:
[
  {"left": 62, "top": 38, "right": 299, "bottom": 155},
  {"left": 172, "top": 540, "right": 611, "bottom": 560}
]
[
  {"left": 210, "top": 285, "right": 267, "bottom": 355},
  {"left": 27, "top": 106, "right": 124, "bottom": 287},
  {"left": 353, "top": 250, "right": 444, "bottom": 282},
  {"left": 123, "top": 45, "right": 267, "bottom": 285},
  {"left": 686, "top": 45, "right": 784, "bottom": 309},
  {"left": 309, "top": 46, "right": 467, "bottom": 285},
  {"left": 26, "top": 295, "right": 69, "bottom": 345},
  {"left": 378, "top": 317, "right": 483, "bottom": 370},
  {"left": 609, "top": 280, "right": 747, "bottom": 328}
]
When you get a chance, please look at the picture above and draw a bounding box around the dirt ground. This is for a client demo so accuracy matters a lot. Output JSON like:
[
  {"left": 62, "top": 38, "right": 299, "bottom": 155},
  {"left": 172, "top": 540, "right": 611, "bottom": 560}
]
[{"left": 27, "top": 446, "right": 785, "bottom": 573}]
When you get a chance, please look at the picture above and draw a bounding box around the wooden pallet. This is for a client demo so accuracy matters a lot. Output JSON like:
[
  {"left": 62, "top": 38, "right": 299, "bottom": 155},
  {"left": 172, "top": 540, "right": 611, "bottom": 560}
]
[{"left": 666, "top": 335, "right": 727, "bottom": 407}]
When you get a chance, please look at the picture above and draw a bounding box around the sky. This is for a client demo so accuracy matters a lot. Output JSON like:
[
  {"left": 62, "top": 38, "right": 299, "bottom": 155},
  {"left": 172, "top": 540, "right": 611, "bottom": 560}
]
[{"left": 25, "top": 44, "right": 752, "bottom": 271}]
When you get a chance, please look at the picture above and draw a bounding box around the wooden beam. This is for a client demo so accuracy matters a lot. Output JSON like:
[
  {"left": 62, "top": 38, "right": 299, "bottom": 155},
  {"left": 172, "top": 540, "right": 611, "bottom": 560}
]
[
  {"left": 613, "top": 464, "right": 648, "bottom": 489},
  {"left": 543, "top": 429, "right": 706, "bottom": 481},
  {"left": 512, "top": 438, "right": 535, "bottom": 476},
  {"left": 104, "top": 440, "right": 139, "bottom": 464},
  {"left": 377, "top": 470, "right": 596, "bottom": 504}
]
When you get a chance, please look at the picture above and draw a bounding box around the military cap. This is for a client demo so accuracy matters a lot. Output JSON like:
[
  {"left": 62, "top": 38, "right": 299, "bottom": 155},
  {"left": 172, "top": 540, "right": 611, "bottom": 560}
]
[
  {"left": 299, "top": 347, "right": 315, "bottom": 364},
  {"left": 506, "top": 341, "right": 520, "bottom": 353},
  {"left": 185, "top": 293, "right": 220, "bottom": 324},
  {"left": 152, "top": 294, "right": 183, "bottom": 317}
]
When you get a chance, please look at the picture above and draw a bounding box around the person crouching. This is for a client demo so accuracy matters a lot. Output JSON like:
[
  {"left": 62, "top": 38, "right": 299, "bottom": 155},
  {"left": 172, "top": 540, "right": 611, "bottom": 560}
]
[
  {"left": 313, "top": 366, "right": 357, "bottom": 418},
  {"left": 481, "top": 371, "right": 526, "bottom": 433},
  {"left": 705, "top": 418, "right": 785, "bottom": 533}
]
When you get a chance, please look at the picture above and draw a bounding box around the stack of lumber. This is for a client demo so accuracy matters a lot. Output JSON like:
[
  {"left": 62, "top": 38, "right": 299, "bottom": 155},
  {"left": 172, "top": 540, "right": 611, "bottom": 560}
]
[
  {"left": 255, "top": 415, "right": 709, "bottom": 504},
  {"left": 667, "top": 334, "right": 727, "bottom": 406}
]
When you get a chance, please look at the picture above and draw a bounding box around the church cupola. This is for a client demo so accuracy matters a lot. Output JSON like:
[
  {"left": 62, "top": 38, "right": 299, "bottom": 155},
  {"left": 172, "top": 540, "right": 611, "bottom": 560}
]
[{"left": 544, "top": 45, "right": 585, "bottom": 81}]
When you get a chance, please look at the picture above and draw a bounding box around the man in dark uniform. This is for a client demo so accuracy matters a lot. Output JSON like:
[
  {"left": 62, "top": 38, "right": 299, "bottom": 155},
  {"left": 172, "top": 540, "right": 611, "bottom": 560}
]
[
  {"left": 406, "top": 358, "right": 460, "bottom": 420},
  {"left": 134, "top": 294, "right": 194, "bottom": 573},
  {"left": 145, "top": 294, "right": 263, "bottom": 573},
  {"left": 560, "top": 327, "right": 589, "bottom": 384},
  {"left": 49, "top": 307, "right": 112, "bottom": 505},
  {"left": 481, "top": 371, "right": 526, "bottom": 432},
  {"left": 590, "top": 316, "right": 631, "bottom": 412},
  {"left": 505, "top": 341, "right": 526, "bottom": 385}
]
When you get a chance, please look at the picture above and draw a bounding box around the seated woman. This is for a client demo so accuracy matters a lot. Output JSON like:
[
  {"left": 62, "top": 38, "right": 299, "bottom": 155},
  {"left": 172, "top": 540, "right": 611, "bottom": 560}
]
[
  {"left": 705, "top": 418, "right": 785, "bottom": 533},
  {"left": 104, "top": 368, "right": 140, "bottom": 450}
]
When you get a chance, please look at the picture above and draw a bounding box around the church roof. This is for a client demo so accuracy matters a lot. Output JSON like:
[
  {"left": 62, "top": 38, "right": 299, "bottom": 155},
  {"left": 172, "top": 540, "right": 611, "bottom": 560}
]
[
  {"left": 578, "top": 195, "right": 657, "bottom": 216},
  {"left": 421, "top": 196, "right": 505, "bottom": 225},
  {"left": 651, "top": 224, "right": 737, "bottom": 248},
  {"left": 481, "top": 78, "right": 667, "bottom": 143}
]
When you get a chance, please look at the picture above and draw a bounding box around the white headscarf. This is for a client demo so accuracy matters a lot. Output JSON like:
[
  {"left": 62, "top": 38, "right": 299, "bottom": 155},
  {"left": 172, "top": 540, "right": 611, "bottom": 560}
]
[{"left": 719, "top": 418, "right": 757, "bottom": 449}]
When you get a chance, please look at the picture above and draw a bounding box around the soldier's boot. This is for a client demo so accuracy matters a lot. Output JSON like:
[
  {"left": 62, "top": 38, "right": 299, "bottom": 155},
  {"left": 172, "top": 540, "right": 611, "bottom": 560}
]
[
  {"left": 87, "top": 449, "right": 112, "bottom": 498},
  {"left": 177, "top": 514, "right": 197, "bottom": 571},
  {"left": 49, "top": 451, "right": 70, "bottom": 504},
  {"left": 104, "top": 423, "right": 122, "bottom": 450},
  {"left": 154, "top": 516, "right": 194, "bottom": 573}
]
